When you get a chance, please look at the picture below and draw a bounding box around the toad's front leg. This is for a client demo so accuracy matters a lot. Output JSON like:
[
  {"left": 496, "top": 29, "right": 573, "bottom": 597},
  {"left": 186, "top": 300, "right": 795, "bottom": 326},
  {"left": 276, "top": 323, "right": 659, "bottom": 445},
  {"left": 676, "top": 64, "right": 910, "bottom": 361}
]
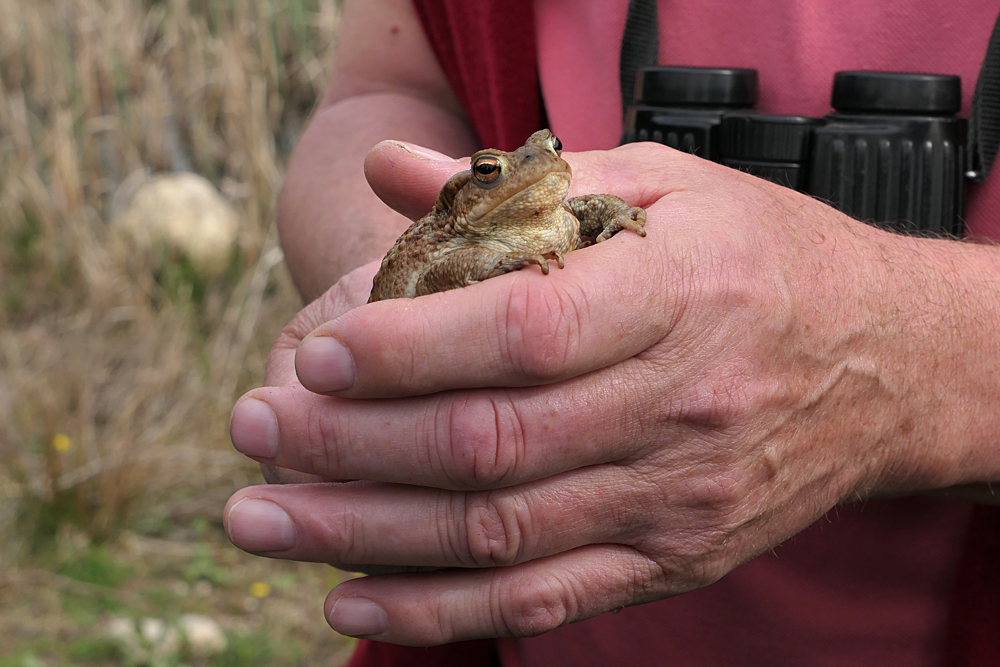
[
  {"left": 414, "top": 247, "right": 564, "bottom": 297},
  {"left": 563, "top": 194, "right": 647, "bottom": 244}
]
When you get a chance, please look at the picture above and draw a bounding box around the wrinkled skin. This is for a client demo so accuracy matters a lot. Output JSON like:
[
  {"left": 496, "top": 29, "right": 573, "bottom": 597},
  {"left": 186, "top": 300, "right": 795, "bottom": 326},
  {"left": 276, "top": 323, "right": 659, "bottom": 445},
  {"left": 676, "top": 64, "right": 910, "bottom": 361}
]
[
  {"left": 369, "top": 129, "right": 646, "bottom": 301},
  {"left": 226, "top": 140, "right": 1000, "bottom": 646}
]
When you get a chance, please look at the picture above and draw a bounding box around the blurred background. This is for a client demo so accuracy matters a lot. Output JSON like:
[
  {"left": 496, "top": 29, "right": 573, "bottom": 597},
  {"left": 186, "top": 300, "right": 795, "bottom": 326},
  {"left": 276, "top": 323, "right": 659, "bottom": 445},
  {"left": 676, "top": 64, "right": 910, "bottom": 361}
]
[{"left": 0, "top": 1, "right": 356, "bottom": 664}]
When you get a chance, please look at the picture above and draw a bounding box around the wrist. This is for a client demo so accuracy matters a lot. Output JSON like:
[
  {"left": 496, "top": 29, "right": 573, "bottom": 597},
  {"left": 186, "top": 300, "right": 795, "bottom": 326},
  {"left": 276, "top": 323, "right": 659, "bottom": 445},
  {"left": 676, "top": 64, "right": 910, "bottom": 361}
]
[{"left": 842, "top": 227, "right": 1000, "bottom": 498}]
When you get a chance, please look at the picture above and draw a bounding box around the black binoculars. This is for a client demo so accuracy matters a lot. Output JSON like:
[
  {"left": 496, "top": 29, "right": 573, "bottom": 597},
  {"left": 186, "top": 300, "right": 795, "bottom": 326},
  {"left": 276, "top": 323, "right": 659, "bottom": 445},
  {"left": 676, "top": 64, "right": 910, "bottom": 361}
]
[{"left": 623, "top": 67, "right": 969, "bottom": 235}]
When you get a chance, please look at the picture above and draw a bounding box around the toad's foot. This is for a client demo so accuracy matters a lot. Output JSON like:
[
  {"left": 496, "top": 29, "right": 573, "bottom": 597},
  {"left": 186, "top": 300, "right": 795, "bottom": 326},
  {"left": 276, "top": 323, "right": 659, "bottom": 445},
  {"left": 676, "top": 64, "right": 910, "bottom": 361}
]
[
  {"left": 564, "top": 194, "right": 647, "bottom": 244},
  {"left": 510, "top": 251, "right": 565, "bottom": 276},
  {"left": 595, "top": 207, "right": 647, "bottom": 243}
]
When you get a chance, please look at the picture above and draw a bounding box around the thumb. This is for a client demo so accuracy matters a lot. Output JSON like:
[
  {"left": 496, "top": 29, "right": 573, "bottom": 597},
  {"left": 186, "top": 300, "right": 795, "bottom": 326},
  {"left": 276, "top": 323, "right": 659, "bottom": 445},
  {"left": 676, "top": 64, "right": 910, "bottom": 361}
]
[{"left": 364, "top": 140, "right": 467, "bottom": 221}]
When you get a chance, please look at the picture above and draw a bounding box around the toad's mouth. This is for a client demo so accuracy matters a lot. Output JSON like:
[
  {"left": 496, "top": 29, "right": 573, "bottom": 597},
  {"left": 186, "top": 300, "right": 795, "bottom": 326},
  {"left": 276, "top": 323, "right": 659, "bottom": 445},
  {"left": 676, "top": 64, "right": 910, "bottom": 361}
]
[{"left": 467, "top": 170, "right": 572, "bottom": 223}]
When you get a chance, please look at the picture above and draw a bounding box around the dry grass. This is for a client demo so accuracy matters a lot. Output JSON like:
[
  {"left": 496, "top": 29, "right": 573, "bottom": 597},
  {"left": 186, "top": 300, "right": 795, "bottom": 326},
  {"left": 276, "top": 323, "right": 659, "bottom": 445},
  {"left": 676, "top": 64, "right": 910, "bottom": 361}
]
[{"left": 0, "top": 0, "right": 351, "bottom": 663}]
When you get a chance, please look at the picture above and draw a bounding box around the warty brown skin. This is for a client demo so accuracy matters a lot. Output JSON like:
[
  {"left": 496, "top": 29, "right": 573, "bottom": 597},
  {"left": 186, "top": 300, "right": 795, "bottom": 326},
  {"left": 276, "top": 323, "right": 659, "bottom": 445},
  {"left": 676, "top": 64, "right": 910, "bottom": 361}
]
[{"left": 368, "top": 130, "right": 647, "bottom": 302}]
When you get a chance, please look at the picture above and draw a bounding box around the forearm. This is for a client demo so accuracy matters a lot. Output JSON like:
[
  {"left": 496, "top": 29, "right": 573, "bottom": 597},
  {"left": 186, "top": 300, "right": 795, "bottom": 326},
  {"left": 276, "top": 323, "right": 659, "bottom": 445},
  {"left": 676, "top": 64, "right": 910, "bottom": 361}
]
[{"left": 276, "top": 94, "right": 478, "bottom": 301}]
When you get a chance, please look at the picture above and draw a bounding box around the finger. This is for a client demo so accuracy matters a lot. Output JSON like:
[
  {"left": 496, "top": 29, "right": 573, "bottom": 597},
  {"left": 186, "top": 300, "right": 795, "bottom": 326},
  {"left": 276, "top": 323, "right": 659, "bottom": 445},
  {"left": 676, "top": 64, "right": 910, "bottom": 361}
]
[
  {"left": 321, "top": 545, "right": 667, "bottom": 644},
  {"left": 294, "top": 208, "right": 679, "bottom": 398},
  {"left": 230, "top": 357, "right": 674, "bottom": 487},
  {"left": 364, "top": 140, "right": 466, "bottom": 221},
  {"left": 262, "top": 261, "right": 380, "bottom": 387},
  {"left": 364, "top": 137, "right": 703, "bottom": 223},
  {"left": 258, "top": 463, "right": 325, "bottom": 485},
  {"left": 224, "top": 465, "right": 637, "bottom": 568}
]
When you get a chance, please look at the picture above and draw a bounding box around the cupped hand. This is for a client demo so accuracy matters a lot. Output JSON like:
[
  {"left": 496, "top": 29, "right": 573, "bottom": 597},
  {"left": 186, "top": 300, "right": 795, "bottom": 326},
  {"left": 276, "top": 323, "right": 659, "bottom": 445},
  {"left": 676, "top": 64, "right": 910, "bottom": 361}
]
[
  {"left": 241, "top": 261, "right": 376, "bottom": 485},
  {"left": 225, "top": 139, "right": 952, "bottom": 644}
]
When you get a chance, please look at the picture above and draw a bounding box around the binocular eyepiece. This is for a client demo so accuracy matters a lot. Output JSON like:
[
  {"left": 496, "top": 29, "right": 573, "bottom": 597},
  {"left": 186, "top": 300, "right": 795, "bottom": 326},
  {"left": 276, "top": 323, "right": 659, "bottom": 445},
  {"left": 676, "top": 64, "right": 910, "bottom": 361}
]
[{"left": 622, "top": 67, "right": 968, "bottom": 235}]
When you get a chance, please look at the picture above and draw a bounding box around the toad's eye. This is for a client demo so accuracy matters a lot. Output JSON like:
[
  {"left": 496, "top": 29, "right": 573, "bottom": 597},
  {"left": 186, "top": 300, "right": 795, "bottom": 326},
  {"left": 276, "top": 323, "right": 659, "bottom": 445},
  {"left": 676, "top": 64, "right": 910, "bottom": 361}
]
[
  {"left": 552, "top": 136, "right": 562, "bottom": 152},
  {"left": 473, "top": 156, "right": 502, "bottom": 184}
]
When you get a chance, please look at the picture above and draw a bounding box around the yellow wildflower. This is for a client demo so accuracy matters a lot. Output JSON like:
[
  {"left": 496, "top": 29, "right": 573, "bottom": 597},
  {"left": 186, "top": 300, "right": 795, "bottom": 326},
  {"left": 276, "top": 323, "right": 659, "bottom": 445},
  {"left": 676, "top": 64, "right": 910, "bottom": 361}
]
[
  {"left": 52, "top": 433, "right": 72, "bottom": 452},
  {"left": 249, "top": 581, "right": 271, "bottom": 599}
]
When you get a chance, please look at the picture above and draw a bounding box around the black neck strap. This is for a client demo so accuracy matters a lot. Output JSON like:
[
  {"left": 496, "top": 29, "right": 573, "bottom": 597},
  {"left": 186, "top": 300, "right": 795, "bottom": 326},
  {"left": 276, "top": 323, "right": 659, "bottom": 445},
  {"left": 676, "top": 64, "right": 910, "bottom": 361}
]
[
  {"left": 969, "top": 14, "right": 1000, "bottom": 182},
  {"left": 619, "top": 0, "right": 659, "bottom": 124},
  {"left": 620, "top": 1, "right": 1000, "bottom": 183}
]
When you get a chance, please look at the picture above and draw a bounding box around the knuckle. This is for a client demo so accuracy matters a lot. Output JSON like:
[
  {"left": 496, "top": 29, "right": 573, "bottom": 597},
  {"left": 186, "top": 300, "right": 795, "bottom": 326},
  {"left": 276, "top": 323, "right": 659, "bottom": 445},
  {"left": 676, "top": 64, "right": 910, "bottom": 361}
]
[
  {"left": 499, "top": 279, "right": 586, "bottom": 382},
  {"left": 369, "top": 309, "right": 436, "bottom": 391},
  {"left": 435, "top": 393, "right": 525, "bottom": 488},
  {"left": 631, "top": 469, "right": 756, "bottom": 591},
  {"left": 680, "top": 368, "right": 755, "bottom": 430},
  {"left": 268, "top": 324, "right": 302, "bottom": 361},
  {"left": 639, "top": 455, "right": 755, "bottom": 525},
  {"left": 683, "top": 470, "right": 753, "bottom": 515},
  {"left": 303, "top": 400, "right": 340, "bottom": 476},
  {"left": 386, "top": 319, "right": 425, "bottom": 390},
  {"left": 621, "top": 138, "right": 679, "bottom": 165},
  {"left": 270, "top": 272, "right": 359, "bottom": 360},
  {"left": 460, "top": 491, "right": 524, "bottom": 567},
  {"left": 320, "top": 509, "right": 365, "bottom": 565},
  {"left": 664, "top": 529, "right": 742, "bottom": 591},
  {"left": 493, "top": 573, "right": 570, "bottom": 637}
]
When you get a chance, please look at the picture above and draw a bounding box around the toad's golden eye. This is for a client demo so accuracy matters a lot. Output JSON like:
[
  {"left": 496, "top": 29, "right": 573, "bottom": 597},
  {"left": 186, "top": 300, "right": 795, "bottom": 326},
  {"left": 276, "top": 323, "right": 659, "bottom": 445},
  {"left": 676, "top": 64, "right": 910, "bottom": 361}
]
[
  {"left": 473, "top": 156, "right": 502, "bottom": 184},
  {"left": 552, "top": 136, "right": 562, "bottom": 152}
]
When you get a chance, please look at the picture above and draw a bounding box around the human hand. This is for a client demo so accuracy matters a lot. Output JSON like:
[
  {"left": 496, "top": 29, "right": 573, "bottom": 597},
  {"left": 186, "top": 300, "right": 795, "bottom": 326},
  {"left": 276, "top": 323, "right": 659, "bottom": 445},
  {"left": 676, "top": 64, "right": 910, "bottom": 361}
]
[
  {"left": 226, "top": 139, "right": 986, "bottom": 644},
  {"left": 251, "top": 142, "right": 468, "bottom": 485}
]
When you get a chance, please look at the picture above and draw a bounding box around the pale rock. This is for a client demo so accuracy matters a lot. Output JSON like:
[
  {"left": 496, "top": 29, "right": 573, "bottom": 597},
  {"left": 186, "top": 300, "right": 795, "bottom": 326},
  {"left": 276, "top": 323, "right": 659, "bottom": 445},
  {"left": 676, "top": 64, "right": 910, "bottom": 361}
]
[
  {"left": 139, "top": 617, "right": 181, "bottom": 657},
  {"left": 115, "top": 172, "right": 240, "bottom": 278},
  {"left": 105, "top": 616, "right": 138, "bottom": 645},
  {"left": 107, "top": 616, "right": 182, "bottom": 662},
  {"left": 139, "top": 616, "right": 168, "bottom": 643},
  {"left": 178, "top": 614, "right": 228, "bottom": 657}
]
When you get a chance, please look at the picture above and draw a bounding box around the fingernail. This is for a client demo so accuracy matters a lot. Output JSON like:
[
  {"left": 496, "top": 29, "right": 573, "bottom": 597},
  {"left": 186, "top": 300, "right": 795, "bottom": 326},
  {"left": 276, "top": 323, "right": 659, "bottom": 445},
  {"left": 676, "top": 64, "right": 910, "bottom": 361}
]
[
  {"left": 329, "top": 597, "right": 389, "bottom": 636},
  {"left": 226, "top": 498, "right": 296, "bottom": 552},
  {"left": 386, "top": 140, "right": 458, "bottom": 162},
  {"left": 230, "top": 398, "right": 280, "bottom": 459},
  {"left": 296, "top": 336, "right": 356, "bottom": 393}
]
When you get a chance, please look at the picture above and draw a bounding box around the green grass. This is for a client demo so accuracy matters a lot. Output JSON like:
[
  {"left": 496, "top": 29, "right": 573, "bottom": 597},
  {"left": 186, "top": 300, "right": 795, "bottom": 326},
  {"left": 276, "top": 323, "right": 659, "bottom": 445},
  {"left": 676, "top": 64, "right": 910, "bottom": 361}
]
[
  {"left": 183, "top": 545, "right": 234, "bottom": 587},
  {"left": 1, "top": 637, "right": 122, "bottom": 667},
  {"left": 213, "top": 632, "right": 276, "bottom": 667},
  {"left": 67, "top": 637, "right": 122, "bottom": 663},
  {"left": 0, "top": 652, "right": 45, "bottom": 667},
  {"left": 59, "top": 546, "right": 135, "bottom": 589}
]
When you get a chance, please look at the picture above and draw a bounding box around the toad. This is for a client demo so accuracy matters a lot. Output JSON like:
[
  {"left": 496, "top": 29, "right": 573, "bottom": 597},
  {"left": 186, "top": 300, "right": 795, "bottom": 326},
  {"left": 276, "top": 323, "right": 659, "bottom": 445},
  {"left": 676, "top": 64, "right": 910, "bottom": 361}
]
[{"left": 369, "top": 129, "right": 647, "bottom": 302}]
